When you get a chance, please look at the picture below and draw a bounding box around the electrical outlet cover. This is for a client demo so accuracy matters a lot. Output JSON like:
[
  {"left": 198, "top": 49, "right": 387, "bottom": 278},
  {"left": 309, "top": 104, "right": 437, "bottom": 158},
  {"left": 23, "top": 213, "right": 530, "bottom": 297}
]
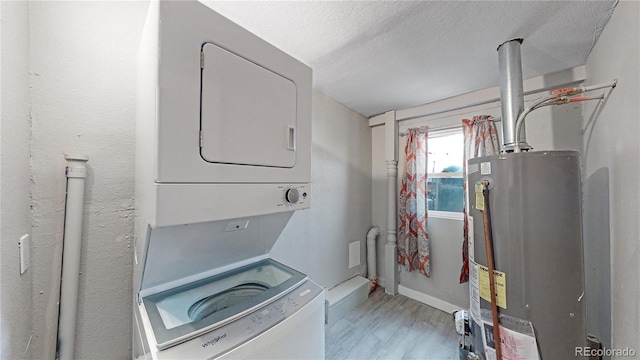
[{"left": 19, "top": 234, "right": 30, "bottom": 274}]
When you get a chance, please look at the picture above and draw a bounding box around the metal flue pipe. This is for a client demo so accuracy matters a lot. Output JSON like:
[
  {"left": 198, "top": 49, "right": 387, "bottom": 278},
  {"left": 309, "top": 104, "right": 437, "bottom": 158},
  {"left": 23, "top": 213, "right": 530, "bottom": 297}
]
[{"left": 498, "top": 39, "right": 530, "bottom": 152}]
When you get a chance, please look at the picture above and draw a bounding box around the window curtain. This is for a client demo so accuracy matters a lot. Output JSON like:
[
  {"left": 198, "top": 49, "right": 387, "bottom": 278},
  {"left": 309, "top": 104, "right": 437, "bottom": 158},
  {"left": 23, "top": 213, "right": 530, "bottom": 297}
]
[
  {"left": 459, "top": 116, "right": 500, "bottom": 283},
  {"left": 398, "top": 126, "right": 431, "bottom": 278}
]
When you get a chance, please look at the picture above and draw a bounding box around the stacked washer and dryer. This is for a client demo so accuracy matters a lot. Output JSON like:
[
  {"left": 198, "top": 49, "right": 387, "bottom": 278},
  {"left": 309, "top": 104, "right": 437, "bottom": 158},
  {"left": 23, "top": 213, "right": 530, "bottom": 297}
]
[{"left": 133, "top": 1, "right": 323, "bottom": 359}]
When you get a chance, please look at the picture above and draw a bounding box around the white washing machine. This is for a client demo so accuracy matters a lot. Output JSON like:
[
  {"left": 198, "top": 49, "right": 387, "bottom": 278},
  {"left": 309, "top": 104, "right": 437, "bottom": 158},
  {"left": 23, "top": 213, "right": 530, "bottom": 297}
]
[
  {"left": 134, "top": 258, "right": 324, "bottom": 359},
  {"left": 133, "top": 213, "right": 324, "bottom": 359}
]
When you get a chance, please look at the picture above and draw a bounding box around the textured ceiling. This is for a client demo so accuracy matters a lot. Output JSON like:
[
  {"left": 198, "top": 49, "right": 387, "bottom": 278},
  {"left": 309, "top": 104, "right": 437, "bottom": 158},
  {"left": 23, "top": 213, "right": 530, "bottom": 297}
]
[{"left": 202, "top": 1, "right": 617, "bottom": 117}]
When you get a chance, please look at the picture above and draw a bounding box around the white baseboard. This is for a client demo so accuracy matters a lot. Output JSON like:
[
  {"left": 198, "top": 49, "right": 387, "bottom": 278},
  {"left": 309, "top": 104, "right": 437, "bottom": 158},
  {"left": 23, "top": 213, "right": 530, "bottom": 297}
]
[{"left": 398, "top": 285, "right": 461, "bottom": 314}]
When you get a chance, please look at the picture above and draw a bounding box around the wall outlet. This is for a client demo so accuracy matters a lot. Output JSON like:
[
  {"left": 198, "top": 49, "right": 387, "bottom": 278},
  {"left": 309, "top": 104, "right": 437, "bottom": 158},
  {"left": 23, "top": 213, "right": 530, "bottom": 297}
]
[
  {"left": 348, "top": 241, "right": 360, "bottom": 268},
  {"left": 19, "top": 234, "right": 30, "bottom": 274}
]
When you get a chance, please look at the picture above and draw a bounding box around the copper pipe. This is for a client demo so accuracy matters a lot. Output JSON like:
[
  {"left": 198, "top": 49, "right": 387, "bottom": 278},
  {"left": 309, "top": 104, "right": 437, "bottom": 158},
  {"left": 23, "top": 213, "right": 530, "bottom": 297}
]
[
  {"left": 482, "top": 180, "right": 502, "bottom": 360},
  {"left": 514, "top": 80, "right": 615, "bottom": 152},
  {"left": 551, "top": 80, "right": 617, "bottom": 96}
]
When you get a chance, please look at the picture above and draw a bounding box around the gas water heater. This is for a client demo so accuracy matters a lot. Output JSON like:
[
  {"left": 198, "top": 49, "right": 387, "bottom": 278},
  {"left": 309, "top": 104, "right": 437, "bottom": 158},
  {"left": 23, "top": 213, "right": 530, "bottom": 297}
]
[
  {"left": 467, "top": 151, "right": 585, "bottom": 359},
  {"left": 464, "top": 39, "right": 587, "bottom": 360}
]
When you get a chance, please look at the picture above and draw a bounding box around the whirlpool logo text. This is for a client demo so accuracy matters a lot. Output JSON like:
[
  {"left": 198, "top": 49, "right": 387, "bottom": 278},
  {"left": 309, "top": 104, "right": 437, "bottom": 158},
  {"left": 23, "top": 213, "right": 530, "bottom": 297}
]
[{"left": 202, "top": 333, "right": 227, "bottom": 348}]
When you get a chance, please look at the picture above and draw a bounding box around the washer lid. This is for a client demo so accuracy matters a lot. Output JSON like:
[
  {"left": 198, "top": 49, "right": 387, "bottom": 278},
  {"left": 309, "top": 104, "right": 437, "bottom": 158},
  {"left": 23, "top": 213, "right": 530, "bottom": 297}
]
[
  {"left": 138, "top": 211, "right": 294, "bottom": 297},
  {"left": 142, "top": 258, "right": 307, "bottom": 350}
]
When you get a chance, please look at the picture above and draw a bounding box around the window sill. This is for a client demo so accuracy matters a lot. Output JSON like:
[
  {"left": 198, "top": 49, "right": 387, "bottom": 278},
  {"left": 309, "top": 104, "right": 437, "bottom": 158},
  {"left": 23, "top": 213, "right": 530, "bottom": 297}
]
[{"left": 429, "top": 210, "right": 464, "bottom": 221}]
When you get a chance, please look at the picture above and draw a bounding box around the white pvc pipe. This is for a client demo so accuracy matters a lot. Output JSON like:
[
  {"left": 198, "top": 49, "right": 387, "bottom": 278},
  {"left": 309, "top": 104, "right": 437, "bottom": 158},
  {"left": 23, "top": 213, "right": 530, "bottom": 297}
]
[
  {"left": 366, "top": 226, "right": 380, "bottom": 279},
  {"left": 385, "top": 160, "right": 399, "bottom": 295},
  {"left": 58, "top": 154, "right": 89, "bottom": 360},
  {"left": 366, "top": 226, "right": 381, "bottom": 292}
]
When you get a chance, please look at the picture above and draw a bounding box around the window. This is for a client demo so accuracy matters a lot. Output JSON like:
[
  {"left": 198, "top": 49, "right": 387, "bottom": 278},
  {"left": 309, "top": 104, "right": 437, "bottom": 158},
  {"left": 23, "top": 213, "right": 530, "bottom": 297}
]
[{"left": 428, "top": 129, "right": 464, "bottom": 219}]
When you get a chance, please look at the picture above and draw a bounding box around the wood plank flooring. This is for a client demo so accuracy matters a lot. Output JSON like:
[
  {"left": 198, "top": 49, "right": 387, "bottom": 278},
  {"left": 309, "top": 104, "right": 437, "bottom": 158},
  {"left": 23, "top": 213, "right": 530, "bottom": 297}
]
[{"left": 325, "top": 288, "right": 459, "bottom": 360}]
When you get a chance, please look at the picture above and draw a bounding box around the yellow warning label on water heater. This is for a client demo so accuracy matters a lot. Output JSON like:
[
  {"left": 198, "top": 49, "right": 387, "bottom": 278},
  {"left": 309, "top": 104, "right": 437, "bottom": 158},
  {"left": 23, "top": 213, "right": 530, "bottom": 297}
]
[
  {"left": 478, "top": 264, "right": 507, "bottom": 309},
  {"left": 475, "top": 182, "right": 484, "bottom": 211}
]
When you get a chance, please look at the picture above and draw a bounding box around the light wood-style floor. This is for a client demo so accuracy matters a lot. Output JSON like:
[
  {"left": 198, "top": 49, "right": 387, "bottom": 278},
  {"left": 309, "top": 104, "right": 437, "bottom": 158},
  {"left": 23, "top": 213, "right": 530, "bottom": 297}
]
[{"left": 325, "top": 287, "right": 459, "bottom": 360}]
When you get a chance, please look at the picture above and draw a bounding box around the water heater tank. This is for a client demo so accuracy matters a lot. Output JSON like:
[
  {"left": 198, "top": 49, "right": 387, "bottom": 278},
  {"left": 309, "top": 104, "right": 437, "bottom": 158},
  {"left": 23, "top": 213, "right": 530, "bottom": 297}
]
[{"left": 467, "top": 150, "right": 586, "bottom": 359}]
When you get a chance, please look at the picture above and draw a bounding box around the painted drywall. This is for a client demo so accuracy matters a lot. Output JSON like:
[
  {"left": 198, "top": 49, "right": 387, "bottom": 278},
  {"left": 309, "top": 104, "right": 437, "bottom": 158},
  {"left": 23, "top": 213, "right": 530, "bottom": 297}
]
[
  {"left": 583, "top": 1, "right": 640, "bottom": 355},
  {"left": 0, "top": 1, "right": 33, "bottom": 358},
  {"left": 271, "top": 90, "right": 372, "bottom": 289},
  {"left": 371, "top": 68, "right": 584, "bottom": 309},
  {"left": 28, "top": 2, "right": 148, "bottom": 359}
]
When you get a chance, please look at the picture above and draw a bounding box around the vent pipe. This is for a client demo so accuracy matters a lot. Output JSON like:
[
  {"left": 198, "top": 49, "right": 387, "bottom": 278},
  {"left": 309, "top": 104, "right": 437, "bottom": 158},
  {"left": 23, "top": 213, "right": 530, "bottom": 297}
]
[
  {"left": 498, "top": 39, "right": 530, "bottom": 152},
  {"left": 58, "top": 154, "right": 89, "bottom": 360}
]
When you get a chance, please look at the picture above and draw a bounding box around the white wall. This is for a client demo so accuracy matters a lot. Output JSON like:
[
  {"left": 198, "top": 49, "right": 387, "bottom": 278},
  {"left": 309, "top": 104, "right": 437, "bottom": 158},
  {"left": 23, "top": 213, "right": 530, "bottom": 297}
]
[
  {"left": 371, "top": 68, "right": 584, "bottom": 309},
  {"left": 28, "top": 2, "right": 148, "bottom": 359},
  {"left": 0, "top": 1, "right": 33, "bottom": 358},
  {"left": 272, "top": 90, "right": 372, "bottom": 289},
  {"left": 583, "top": 1, "right": 640, "bottom": 355}
]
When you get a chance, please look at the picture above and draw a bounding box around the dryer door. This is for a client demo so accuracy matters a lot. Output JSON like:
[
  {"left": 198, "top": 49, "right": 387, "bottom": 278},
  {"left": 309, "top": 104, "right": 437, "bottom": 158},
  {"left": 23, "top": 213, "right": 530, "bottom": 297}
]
[{"left": 200, "top": 43, "right": 297, "bottom": 168}]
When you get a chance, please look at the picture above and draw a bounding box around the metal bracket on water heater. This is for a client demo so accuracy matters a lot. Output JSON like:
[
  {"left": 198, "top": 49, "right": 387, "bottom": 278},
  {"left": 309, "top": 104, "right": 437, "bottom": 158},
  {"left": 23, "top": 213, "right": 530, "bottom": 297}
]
[{"left": 479, "top": 176, "right": 494, "bottom": 190}]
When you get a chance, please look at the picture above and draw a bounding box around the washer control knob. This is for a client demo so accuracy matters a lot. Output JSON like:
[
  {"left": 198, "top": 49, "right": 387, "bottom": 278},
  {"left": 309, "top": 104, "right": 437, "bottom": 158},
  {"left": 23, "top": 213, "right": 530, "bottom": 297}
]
[{"left": 285, "top": 188, "right": 300, "bottom": 203}]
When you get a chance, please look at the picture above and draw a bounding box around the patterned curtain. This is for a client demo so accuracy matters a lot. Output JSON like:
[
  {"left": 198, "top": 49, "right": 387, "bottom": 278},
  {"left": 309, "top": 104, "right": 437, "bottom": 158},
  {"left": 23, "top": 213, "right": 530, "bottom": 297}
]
[
  {"left": 398, "top": 126, "right": 430, "bottom": 278},
  {"left": 459, "top": 116, "right": 500, "bottom": 283}
]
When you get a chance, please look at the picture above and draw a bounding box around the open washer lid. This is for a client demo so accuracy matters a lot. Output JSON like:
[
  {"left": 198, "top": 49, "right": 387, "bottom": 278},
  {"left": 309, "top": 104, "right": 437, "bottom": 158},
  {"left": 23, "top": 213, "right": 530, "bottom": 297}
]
[
  {"left": 141, "top": 258, "right": 307, "bottom": 350},
  {"left": 137, "top": 211, "right": 295, "bottom": 298}
]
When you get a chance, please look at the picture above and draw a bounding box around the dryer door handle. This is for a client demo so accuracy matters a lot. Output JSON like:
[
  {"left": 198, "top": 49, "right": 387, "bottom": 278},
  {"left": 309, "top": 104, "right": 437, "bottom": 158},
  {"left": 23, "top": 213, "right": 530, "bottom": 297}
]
[{"left": 287, "top": 126, "right": 296, "bottom": 151}]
